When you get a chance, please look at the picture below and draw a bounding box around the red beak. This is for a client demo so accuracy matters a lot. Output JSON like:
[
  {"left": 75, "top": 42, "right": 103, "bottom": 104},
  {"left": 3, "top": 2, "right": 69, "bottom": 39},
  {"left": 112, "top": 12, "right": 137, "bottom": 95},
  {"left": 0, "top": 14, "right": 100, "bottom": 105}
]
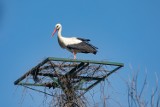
[{"left": 52, "top": 29, "right": 57, "bottom": 37}]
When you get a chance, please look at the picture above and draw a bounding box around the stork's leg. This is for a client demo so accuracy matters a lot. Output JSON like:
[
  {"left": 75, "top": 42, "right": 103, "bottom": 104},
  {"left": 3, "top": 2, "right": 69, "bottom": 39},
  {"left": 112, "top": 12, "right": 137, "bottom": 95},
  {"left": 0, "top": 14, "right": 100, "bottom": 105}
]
[{"left": 73, "top": 51, "right": 77, "bottom": 59}]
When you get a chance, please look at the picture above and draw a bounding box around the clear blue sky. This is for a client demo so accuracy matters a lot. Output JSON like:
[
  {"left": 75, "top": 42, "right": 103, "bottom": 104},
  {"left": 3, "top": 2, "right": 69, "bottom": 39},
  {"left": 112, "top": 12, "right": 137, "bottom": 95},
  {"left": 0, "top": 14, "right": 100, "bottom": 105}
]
[{"left": 0, "top": 0, "right": 160, "bottom": 106}]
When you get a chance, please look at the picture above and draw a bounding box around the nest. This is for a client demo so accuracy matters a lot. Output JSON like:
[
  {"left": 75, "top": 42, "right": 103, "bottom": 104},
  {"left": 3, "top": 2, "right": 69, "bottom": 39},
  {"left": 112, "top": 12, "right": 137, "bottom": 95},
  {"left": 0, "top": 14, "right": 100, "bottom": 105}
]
[{"left": 14, "top": 57, "right": 123, "bottom": 107}]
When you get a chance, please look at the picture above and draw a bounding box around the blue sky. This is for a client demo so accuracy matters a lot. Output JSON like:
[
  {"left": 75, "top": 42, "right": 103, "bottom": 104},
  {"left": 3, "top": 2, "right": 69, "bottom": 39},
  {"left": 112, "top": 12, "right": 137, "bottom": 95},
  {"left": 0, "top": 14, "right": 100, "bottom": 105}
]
[{"left": 0, "top": 0, "right": 160, "bottom": 106}]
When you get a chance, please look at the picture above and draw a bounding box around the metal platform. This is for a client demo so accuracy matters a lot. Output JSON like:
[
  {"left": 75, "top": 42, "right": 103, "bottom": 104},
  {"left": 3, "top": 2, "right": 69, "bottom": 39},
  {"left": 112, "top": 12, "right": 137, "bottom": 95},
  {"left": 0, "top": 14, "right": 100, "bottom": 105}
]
[{"left": 14, "top": 57, "right": 124, "bottom": 97}]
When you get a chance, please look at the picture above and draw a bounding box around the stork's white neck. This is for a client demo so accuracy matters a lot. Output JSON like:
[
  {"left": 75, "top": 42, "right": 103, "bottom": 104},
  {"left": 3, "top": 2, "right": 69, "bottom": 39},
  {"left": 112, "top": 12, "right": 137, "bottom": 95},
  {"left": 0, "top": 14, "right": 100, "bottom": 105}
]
[{"left": 58, "top": 27, "right": 62, "bottom": 38}]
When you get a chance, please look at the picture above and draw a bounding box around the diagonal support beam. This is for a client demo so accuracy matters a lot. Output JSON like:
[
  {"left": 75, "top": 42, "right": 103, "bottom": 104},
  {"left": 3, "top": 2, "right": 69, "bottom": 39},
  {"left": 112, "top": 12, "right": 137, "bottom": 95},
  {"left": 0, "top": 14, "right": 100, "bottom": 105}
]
[
  {"left": 65, "top": 62, "right": 85, "bottom": 76},
  {"left": 71, "top": 63, "right": 89, "bottom": 76},
  {"left": 79, "top": 66, "right": 123, "bottom": 97},
  {"left": 14, "top": 58, "right": 49, "bottom": 85}
]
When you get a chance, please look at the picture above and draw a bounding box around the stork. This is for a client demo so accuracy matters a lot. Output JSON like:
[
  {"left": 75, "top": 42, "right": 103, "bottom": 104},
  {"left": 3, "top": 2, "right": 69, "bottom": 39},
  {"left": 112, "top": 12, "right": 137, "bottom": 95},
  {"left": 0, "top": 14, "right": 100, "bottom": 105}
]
[{"left": 52, "top": 23, "right": 98, "bottom": 59}]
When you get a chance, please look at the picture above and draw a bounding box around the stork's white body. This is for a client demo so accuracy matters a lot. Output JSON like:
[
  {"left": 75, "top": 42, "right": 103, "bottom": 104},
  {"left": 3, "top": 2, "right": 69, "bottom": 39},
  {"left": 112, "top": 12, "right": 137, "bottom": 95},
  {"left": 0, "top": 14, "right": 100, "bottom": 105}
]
[
  {"left": 58, "top": 37, "right": 82, "bottom": 48},
  {"left": 52, "top": 24, "right": 98, "bottom": 59}
]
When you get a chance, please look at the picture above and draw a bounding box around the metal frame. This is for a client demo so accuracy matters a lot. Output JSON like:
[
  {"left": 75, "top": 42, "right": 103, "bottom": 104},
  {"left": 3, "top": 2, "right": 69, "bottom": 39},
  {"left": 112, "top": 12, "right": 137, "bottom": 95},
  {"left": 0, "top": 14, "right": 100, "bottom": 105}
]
[{"left": 14, "top": 57, "right": 124, "bottom": 97}]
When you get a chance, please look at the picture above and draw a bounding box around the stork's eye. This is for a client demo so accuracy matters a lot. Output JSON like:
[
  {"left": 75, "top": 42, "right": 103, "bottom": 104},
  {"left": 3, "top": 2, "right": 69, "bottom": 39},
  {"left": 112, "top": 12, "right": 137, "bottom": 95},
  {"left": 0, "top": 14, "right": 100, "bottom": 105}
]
[{"left": 57, "top": 26, "right": 60, "bottom": 30}]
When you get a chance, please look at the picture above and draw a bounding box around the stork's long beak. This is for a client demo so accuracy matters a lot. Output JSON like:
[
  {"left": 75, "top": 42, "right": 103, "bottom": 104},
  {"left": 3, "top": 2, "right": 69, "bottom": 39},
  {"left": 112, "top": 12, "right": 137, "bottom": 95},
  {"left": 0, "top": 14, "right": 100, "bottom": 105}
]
[{"left": 52, "top": 29, "right": 57, "bottom": 37}]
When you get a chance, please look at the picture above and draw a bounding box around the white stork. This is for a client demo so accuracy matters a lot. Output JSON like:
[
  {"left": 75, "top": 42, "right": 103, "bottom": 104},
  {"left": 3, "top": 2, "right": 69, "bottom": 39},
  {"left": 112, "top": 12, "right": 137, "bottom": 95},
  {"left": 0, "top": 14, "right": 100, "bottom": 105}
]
[{"left": 52, "top": 23, "right": 98, "bottom": 59}]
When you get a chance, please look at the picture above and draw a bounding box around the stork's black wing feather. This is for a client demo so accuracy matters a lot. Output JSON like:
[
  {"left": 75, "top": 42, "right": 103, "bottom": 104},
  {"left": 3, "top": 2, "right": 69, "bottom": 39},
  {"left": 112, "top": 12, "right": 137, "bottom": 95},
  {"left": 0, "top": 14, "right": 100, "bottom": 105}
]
[
  {"left": 76, "top": 37, "right": 90, "bottom": 41},
  {"left": 67, "top": 41, "right": 98, "bottom": 54},
  {"left": 86, "top": 42, "right": 98, "bottom": 49},
  {"left": 76, "top": 38, "right": 98, "bottom": 49}
]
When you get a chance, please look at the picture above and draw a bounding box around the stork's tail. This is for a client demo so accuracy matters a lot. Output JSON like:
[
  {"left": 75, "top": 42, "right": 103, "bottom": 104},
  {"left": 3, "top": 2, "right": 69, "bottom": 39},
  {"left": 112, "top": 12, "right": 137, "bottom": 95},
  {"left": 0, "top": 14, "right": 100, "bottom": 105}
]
[
  {"left": 93, "top": 50, "right": 97, "bottom": 54},
  {"left": 86, "top": 42, "right": 98, "bottom": 55}
]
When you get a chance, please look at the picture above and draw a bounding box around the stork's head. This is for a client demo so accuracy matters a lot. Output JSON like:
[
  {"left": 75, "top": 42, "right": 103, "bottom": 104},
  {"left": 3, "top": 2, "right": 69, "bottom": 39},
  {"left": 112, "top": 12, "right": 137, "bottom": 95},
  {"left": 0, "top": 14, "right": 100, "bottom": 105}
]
[{"left": 52, "top": 23, "right": 62, "bottom": 37}]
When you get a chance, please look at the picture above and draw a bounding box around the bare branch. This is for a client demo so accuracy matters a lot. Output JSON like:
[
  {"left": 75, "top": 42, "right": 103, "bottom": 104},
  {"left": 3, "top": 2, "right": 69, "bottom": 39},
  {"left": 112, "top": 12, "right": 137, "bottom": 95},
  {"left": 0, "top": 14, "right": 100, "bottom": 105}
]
[
  {"left": 151, "top": 73, "right": 159, "bottom": 107},
  {"left": 139, "top": 72, "right": 147, "bottom": 98},
  {"left": 156, "top": 91, "right": 160, "bottom": 107}
]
